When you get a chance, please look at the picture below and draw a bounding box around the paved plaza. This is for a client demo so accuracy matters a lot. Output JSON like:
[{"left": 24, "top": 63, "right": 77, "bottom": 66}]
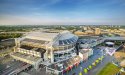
[{"left": 63, "top": 47, "right": 114, "bottom": 75}]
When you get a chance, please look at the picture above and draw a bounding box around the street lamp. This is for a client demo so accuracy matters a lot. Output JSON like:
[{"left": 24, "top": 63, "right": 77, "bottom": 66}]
[
  {"left": 79, "top": 67, "right": 82, "bottom": 75},
  {"left": 101, "top": 49, "right": 104, "bottom": 63},
  {"left": 80, "top": 67, "right": 82, "bottom": 71}
]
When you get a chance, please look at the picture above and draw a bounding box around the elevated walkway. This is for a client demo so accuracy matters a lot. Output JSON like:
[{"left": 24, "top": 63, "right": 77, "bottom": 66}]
[
  {"left": 105, "top": 37, "right": 125, "bottom": 41},
  {"left": 10, "top": 52, "right": 43, "bottom": 70}
]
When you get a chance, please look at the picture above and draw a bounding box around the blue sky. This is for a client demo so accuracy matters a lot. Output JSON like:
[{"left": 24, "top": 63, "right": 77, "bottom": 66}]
[{"left": 0, "top": 0, "right": 125, "bottom": 25}]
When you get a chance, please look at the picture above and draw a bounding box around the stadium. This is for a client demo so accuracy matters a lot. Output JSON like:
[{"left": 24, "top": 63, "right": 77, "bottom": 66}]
[{"left": 11, "top": 31, "right": 78, "bottom": 70}]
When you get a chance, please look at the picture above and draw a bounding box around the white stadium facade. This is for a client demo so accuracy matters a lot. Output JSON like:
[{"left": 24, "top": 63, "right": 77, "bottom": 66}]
[{"left": 11, "top": 31, "right": 78, "bottom": 70}]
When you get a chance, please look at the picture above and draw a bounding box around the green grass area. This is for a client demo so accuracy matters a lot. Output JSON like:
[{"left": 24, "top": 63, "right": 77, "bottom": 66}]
[{"left": 97, "top": 63, "right": 120, "bottom": 75}]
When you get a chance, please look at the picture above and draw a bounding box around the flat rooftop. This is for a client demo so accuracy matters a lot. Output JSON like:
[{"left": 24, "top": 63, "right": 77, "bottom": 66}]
[
  {"left": 0, "top": 60, "right": 27, "bottom": 75},
  {"left": 11, "top": 52, "right": 41, "bottom": 64}
]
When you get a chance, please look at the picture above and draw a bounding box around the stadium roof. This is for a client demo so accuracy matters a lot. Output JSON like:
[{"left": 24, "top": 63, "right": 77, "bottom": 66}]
[
  {"left": 23, "top": 31, "right": 78, "bottom": 47},
  {"left": 25, "top": 32, "right": 58, "bottom": 41},
  {"left": 25, "top": 31, "right": 76, "bottom": 42}
]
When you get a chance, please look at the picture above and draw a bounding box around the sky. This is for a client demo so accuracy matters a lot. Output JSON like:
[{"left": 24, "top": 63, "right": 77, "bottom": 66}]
[{"left": 0, "top": 0, "right": 125, "bottom": 25}]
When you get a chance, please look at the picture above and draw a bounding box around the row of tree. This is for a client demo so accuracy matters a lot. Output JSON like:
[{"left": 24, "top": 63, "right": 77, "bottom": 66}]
[{"left": 0, "top": 33, "right": 22, "bottom": 40}]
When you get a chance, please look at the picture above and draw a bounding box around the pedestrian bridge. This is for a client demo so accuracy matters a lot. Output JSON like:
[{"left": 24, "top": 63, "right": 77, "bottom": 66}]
[{"left": 104, "top": 37, "right": 125, "bottom": 41}]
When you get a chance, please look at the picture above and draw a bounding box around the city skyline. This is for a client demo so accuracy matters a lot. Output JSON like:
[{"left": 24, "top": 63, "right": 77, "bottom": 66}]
[{"left": 0, "top": 0, "right": 125, "bottom": 25}]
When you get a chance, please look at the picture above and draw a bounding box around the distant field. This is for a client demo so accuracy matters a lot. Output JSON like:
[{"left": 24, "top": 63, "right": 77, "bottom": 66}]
[{"left": 0, "top": 25, "right": 34, "bottom": 32}]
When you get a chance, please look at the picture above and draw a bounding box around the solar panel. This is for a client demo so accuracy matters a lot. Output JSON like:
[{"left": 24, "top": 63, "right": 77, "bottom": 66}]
[
  {"left": 59, "top": 40, "right": 63, "bottom": 45},
  {"left": 71, "top": 38, "right": 76, "bottom": 42},
  {"left": 67, "top": 39, "right": 72, "bottom": 44},
  {"left": 59, "top": 36, "right": 77, "bottom": 45},
  {"left": 63, "top": 40, "right": 68, "bottom": 44}
]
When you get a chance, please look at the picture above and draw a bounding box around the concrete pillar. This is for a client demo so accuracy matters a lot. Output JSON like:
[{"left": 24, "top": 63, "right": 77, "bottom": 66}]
[
  {"left": 15, "top": 38, "right": 20, "bottom": 47},
  {"left": 51, "top": 48, "right": 54, "bottom": 63},
  {"left": 34, "top": 59, "right": 42, "bottom": 70},
  {"left": 34, "top": 63, "right": 39, "bottom": 70},
  {"left": 46, "top": 67, "right": 48, "bottom": 74},
  {"left": 15, "top": 38, "right": 17, "bottom": 46},
  {"left": 44, "top": 51, "right": 48, "bottom": 61}
]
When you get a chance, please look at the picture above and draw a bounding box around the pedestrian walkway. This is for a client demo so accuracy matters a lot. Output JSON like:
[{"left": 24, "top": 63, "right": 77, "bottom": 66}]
[{"left": 64, "top": 48, "right": 104, "bottom": 75}]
